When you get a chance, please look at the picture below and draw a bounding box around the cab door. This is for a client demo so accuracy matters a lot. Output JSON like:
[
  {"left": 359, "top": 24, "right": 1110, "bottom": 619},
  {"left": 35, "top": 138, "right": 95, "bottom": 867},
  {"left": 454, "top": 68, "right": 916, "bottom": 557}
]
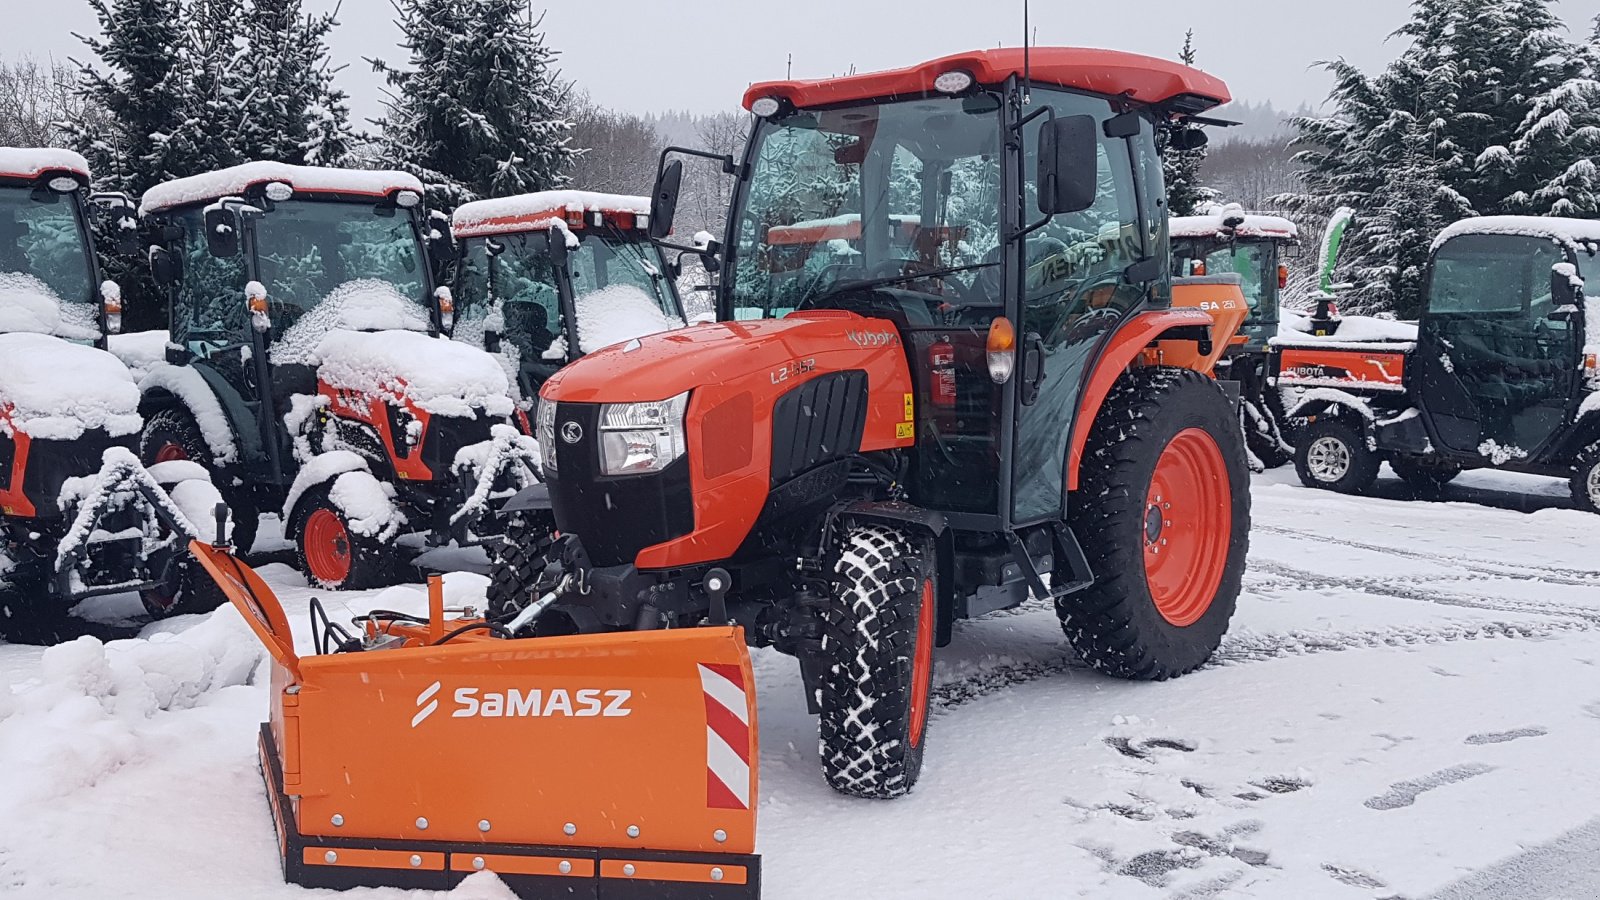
[{"left": 1416, "top": 234, "right": 1579, "bottom": 462}]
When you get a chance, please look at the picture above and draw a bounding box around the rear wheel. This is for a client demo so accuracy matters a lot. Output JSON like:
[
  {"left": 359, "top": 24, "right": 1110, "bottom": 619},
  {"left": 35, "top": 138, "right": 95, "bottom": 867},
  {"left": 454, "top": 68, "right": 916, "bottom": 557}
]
[
  {"left": 1573, "top": 445, "right": 1600, "bottom": 514},
  {"left": 1295, "top": 417, "right": 1380, "bottom": 494},
  {"left": 140, "top": 408, "right": 258, "bottom": 553},
  {"left": 1061, "top": 369, "right": 1248, "bottom": 680},
  {"left": 290, "top": 486, "right": 398, "bottom": 590},
  {"left": 1390, "top": 456, "right": 1461, "bottom": 493},
  {"left": 817, "top": 523, "right": 937, "bottom": 799}
]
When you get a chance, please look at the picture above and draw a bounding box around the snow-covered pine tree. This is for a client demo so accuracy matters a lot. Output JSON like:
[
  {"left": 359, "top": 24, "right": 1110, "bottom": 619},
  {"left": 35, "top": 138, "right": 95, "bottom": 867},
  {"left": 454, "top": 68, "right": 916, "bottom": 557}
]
[
  {"left": 234, "top": 0, "right": 352, "bottom": 166},
  {"left": 1161, "top": 31, "right": 1212, "bottom": 217},
  {"left": 162, "top": 0, "right": 248, "bottom": 177},
  {"left": 66, "top": 0, "right": 188, "bottom": 196},
  {"left": 375, "top": 0, "right": 574, "bottom": 208}
]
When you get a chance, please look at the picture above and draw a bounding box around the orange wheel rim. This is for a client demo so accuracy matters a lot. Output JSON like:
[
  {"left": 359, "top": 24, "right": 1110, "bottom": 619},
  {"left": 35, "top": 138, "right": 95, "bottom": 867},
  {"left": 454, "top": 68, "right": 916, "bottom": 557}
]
[
  {"left": 304, "top": 508, "right": 352, "bottom": 585},
  {"left": 1143, "top": 428, "right": 1231, "bottom": 627},
  {"left": 908, "top": 578, "right": 935, "bottom": 748},
  {"left": 154, "top": 442, "right": 189, "bottom": 463}
]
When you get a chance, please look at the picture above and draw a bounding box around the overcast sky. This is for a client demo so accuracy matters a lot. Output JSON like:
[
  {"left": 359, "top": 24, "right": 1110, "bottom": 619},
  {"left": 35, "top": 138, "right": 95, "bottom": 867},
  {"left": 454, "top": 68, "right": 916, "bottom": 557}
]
[{"left": 7, "top": 0, "right": 1600, "bottom": 121}]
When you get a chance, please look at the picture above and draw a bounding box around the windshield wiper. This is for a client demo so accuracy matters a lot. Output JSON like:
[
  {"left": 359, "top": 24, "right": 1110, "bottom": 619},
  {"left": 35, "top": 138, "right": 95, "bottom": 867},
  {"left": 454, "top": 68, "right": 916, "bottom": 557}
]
[{"left": 822, "top": 262, "right": 997, "bottom": 297}]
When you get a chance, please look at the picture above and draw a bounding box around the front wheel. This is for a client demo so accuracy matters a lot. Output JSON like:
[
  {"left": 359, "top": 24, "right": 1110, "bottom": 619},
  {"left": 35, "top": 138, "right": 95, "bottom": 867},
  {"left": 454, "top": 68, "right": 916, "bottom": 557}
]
[
  {"left": 817, "top": 523, "right": 937, "bottom": 799},
  {"left": 1573, "top": 445, "right": 1600, "bottom": 514},
  {"left": 1061, "top": 368, "right": 1249, "bottom": 680},
  {"left": 1295, "top": 417, "right": 1380, "bottom": 495},
  {"left": 140, "top": 552, "right": 227, "bottom": 619}
]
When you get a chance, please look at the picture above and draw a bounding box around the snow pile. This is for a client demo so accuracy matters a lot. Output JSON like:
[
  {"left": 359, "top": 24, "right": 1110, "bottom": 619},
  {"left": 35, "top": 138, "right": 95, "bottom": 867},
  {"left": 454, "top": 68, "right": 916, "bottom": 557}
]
[
  {"left": 1478, "top": 440, "right": 1530, "bottom": 465},
  {"left": 1275, "top": 309, "right": 1419, "bottom": 348},
  {"left": 1432, "top": 215, "right": 1600, "bottom": 253},
  {"left": 329, "top": 470, "right": 405, "bottom": 540},
  {"left": 271, "top": 279, "right": 432, "bottom": 365},
  {"left": 453, "top": 190, "right": 651, "bottom": 238},
  {"left": 0, "top": 272, "right": 99, "bottom": 340},
  {"left": 0, "top": 615, "right": 262, "bottom": 814},
  {"left": 572, "top": 284, "right": 685, "bottom": 355},
  {"left": 0, "top": 333, "right": 141, "bottom": 440},
  {"left": 138, "top": 363, "right": 239, "bottom": 464},
  {"left": 0, "top": 146, "right": 89, "bottom": 179},
  {"left": 311, "top": 329, "right": 515, "bottom": 418},
  {"left": 106, "top": 330, "right": 172, "bottom": 381},
  {"left": 147, "top": 459, "right": 229, "bottom": 543},
  {"left": 1171, "top": 203, "right": 1298, "bottom": 240},
  {"left": 140, "top": 161, "right": 423, "bottom": 214}
]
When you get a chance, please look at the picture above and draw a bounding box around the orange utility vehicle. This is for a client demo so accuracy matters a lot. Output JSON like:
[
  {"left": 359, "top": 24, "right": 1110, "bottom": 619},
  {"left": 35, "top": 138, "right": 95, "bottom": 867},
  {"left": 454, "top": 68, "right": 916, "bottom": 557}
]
[
  {"left": 491, "top": 48, "right": 1254, "bottom": 799},
  {"left": 191, "top": 528, "right": 761, "bottom": 898}
]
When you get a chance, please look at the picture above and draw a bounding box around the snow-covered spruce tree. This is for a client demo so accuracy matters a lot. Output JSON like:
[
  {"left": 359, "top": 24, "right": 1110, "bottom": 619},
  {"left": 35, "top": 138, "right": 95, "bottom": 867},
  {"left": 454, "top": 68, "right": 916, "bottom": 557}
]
[
  {"left": 162, "top": 0, "right": 248, "bottom": 177},
  {"left": 234, "top": 0, "right": 352, "bottom": 166},
  {"left": 1161, "top": 30, "right": 1212, "bottom": 217},
  {"left": 375, "top": 0, "right": 574, "bottom": 208},
  {"left": 66, "top": 0, "right": 188, "bottom": 196}
]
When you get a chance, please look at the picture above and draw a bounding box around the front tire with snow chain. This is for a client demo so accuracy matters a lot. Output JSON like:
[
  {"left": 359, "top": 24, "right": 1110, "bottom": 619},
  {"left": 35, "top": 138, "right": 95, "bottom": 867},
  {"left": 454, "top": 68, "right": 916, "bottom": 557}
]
[
  {"left": 817, "top": 523, "right": 938, "bottom": 799},
  {"left": 1573, "top": 444, "right": 1600, "bottom": 514},
  {"left": 486, "top": 512, "right": 559, "bottom": 624},
  {"left": 1061, "top": 368, "right": 1248, "bottom": 680},
  {"left": 1295, "top": 417, "right": 1380, "bottom": 495},
  {"left": 290, "top": 485, "right": 399, "bottom": 591}
]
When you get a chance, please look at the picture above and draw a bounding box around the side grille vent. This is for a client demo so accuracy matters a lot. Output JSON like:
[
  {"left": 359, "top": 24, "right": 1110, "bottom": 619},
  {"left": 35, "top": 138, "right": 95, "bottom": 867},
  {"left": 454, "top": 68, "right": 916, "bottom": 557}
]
[{"left": 769, "top": 371, "right": 868, "bottom": 485}]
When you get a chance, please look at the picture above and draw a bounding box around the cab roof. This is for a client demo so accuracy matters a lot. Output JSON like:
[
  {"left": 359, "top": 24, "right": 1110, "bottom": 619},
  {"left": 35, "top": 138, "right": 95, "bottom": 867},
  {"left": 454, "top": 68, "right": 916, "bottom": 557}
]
[
  {"left": 0, "top": 147, "right": 90, "bottom": 182},
  {"left": 140, "top": 161, "right": 424, "bottom": 215},
  {"left": 743, "top": 47, "right": 1230, "bottom": 113},
  {"left": 452, "top": 190, "right": 652, "bottom": 239},
  {"left": 1171, "top": 212, "right": 1298, "bottom": 242},
  {"left": 1433, "top": 215, "right": 1600, "bottom": 252}
]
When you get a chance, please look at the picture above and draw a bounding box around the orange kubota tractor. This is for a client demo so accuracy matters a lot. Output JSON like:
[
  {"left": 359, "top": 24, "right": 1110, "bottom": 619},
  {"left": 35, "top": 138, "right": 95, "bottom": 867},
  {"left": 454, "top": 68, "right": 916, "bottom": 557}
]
[{"left": 488, "top": 48, "right": 1254, "bottom": 800}]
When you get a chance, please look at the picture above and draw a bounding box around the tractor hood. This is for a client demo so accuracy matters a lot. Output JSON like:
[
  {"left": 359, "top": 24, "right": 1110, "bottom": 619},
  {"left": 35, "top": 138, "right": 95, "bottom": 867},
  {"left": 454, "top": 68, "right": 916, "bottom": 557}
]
[
  {"left": 0, "top": 332, "right": 142, "bottom": 441},
  {"left": 541, "top": 312, "right": 906, "bottom": 404}
]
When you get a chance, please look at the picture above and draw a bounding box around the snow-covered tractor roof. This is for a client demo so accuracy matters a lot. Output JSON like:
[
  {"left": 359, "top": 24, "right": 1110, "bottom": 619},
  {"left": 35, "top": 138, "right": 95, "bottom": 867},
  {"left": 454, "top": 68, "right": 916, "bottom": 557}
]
[
  {"left": 140, "top": 162, "right": 425, "bottom": 215},
  {"left": 1170, "top": 211, "right": 1298, "bottom": 242},
  {"left": 1432, "top": 216, "right": 1600, "bottom": 253},
  {"left": 451, "top": 190, "right": 653, "bottom": 239},
  {"left": 0, "top": 147, "right": 90, "bottom": 184}
]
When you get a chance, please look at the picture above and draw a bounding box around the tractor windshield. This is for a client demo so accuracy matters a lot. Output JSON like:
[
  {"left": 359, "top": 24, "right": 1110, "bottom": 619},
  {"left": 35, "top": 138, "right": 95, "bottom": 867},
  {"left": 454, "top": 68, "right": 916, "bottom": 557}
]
[
  {"left": 0, "top": 184, "right": 95, "bottom": 314},
  {"left": 252, "top": 199, "right": 428, "bottom": 333},
  {"left": 724, "top": 94, "right": 1003, "bottom": 320},
  {"left": 1173, "top": 238, "right": 1278, "bottom": 325},
  {"left": 457, "top": 228, "right": 680, "bottom": 362}
]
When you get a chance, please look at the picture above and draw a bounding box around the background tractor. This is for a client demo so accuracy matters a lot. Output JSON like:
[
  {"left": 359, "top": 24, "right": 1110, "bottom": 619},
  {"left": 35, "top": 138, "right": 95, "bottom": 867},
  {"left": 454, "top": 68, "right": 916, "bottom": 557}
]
[
  {"left": 490, "top": 48, "right": 1255, "bottom": 799},
  {"left": 450, "top": 190, "right": 688, "bottom": 417},
  {"left": 1285, "top": 216, "right": 1600, "bottom": 510},
  {"left": 1171, "top": 205, "right": 1300, "bottom": 467},
  {"left": 0, "top": 147, "right": 226, "bottom": 640},
  {"left": 135, "top": 162, "right": 536, "bottom": 589}
]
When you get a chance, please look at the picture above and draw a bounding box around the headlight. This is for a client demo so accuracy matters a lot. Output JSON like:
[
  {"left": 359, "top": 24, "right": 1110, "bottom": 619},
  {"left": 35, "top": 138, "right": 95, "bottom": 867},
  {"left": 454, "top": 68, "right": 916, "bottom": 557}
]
[
  {"left": 598, "top": 392, "right": 688, "bottom": 476},
  {"left": 535, "top": 398, "right": 558, "bottom": 474}
]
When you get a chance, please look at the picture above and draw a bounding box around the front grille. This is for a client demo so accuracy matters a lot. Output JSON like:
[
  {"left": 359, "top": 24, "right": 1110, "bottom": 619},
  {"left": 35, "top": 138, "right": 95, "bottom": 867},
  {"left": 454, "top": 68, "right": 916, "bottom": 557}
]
[
  {"left": 420, "top": 409, "right": 496, "bottom": 480},
  {"left": 546, "top": 402, "right": 694, "bottom": 568}
]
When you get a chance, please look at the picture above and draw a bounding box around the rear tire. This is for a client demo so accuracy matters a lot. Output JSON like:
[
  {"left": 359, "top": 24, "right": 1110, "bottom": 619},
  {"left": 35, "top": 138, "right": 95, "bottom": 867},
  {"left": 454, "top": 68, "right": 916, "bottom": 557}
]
[
  {"left": 290, "top": 486, "right": 398, "bottom": 591},
  {"left": 140, "top": 408, "right": 258, "bottom": 554},
  {"left": 817, "top": 523, "right": 937, "bottom": 799},
  {"left": 1573, "top": 444, "right": 1600, "bottom": 514},
  {"left": 1061, "top": 368, "right": 1248, "bottom": 680},
  {"left": 1390, "top": 456, "right": 1461, "bottom": 493},
  {"left": 1295, "top": 417, "right": 1380, "bottom": 494}
]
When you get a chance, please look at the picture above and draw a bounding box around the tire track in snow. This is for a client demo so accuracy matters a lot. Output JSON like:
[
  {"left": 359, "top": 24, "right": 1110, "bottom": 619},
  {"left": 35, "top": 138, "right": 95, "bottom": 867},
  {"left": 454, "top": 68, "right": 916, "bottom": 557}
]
[
  {"left": 1250, "top": 559, "right": 1600, "bottom": 625},
  {"left": 1256, "top": 524, "right": 1600, "bottom": 586}
]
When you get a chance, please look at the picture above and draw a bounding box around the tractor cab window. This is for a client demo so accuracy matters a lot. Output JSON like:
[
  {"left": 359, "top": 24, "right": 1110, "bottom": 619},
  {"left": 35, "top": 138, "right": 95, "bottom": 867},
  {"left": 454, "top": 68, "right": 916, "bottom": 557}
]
[
  {"left": 1423, "top": 233, "right": 1577, "bottom": 456},
  {"left": 172, "top": 205, "right": 249, "bottom": 347},
  {"left": 457, "top": 232, "right": 562, "bottom": 363},
  {"left": 726, "top": 93, "right": 1002, "bottom": 322},
  {"left": 0, "top": 185, "right": 95, "bottom": 314},
  {"left": 567, "top": 230, "right": 679, "bottom": 321},
  {"left": 1177, "top": 240, "right": 1273, "bottom": 318},
  {"left": 252, "top": 200, "right": 427, "bottom": 333}
]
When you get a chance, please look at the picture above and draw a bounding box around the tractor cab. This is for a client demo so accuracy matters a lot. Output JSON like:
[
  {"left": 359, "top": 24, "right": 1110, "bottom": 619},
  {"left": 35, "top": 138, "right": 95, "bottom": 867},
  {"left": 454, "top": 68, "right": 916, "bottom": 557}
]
[
  {"left": 1414, "top": 217, "right": 1595, "bottom": 466},
  {"left": 1171, "top": 206, "right": 1298, "bottom": 348},
  {"left": 451, "top": 191, "right": 685, "bottom": 406}
]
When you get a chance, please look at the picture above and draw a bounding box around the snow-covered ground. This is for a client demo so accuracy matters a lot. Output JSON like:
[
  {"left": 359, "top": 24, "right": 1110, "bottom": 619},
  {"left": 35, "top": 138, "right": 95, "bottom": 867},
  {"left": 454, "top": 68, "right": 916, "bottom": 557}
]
[{"left": 1, "top": 467, "right": 1597, "bottom": 899}]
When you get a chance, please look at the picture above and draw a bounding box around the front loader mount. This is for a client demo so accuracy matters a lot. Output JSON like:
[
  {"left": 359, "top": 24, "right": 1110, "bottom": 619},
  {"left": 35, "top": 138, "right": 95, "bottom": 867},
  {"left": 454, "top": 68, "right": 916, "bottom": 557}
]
[{"left": 189, "top": 542, "right": 762, "bottom": 899}]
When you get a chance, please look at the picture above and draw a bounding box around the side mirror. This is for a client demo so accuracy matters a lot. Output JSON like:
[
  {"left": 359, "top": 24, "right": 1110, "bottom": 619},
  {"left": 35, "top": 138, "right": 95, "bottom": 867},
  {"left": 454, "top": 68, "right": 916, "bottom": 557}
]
[
  {"left": 149, "top": 246, "right": 178, "bottom": 286},
  {"left": 1037, "top": 115, "right": 1099, "bottom": 216},
  {"left": 699, "top": 237, "right": 723, "bottom": 274},
  {"left": 650, "top": 159, "right": 684, "bottom": 240},
  {"left": 204, "top": 204, "right": 240, "bottom": 258},
  {"left": 545, "top": 227, "right": 570, "bottom": 269},
  {"left": 1551, "top": 263, "right": 1583, "bottom": 312},
  {"left": 434, "top": 286, "right": 455, "bottom": 335},
  {"left": 428, "top": 212, "right": 457, "bottom": 266},
  {"left": 89, "top": 192, "right": 140, "bottom": 254},
  {"left": 1168, "top": 128, "right": 1209, "bottom": 151}
]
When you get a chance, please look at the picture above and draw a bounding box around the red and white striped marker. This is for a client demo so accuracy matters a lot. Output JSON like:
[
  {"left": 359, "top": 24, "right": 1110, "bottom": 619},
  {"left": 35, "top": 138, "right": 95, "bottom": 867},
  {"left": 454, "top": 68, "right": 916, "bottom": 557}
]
[{"left": 698, "top": 662, "right": 752, "bottom": 810}]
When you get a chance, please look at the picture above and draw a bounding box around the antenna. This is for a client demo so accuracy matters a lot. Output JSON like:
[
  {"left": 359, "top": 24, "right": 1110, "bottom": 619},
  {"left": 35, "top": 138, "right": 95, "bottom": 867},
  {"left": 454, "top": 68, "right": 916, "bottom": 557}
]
[
  {"left": 787, "top": 53, "right": 793, "bottom": 79},
  {"left": 1022, "top": 0, "right": 1032, "bottom": 104}
]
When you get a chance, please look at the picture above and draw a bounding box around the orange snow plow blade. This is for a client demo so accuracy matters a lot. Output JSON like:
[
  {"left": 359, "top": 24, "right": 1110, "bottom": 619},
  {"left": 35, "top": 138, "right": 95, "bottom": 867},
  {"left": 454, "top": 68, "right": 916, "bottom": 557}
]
[{"left": 190, "top": 541, "right": 761, "bottom": 899}]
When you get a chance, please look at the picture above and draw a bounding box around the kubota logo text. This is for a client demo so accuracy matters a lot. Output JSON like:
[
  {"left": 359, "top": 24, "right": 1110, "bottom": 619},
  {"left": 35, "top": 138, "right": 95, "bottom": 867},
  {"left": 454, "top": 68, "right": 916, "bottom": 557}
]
[{"left": 410, "top": 680, "right": 632, "bottom": 727}]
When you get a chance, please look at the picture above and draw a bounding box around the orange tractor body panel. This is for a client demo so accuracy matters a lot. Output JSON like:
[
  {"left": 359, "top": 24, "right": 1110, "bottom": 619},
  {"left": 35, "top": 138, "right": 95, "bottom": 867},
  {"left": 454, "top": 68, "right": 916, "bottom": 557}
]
[
  {"left": 542, "top": 312, "right": 916, "bottom": 570},
  {"left": 0, "top": 404, "right": 35, "bottom": 517},
  {"left": 189, "top": 541, "right": 762, "bottom": 895},
  {"left": 1277, "top": 345, "right": 1410, "bottom": 393}
]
